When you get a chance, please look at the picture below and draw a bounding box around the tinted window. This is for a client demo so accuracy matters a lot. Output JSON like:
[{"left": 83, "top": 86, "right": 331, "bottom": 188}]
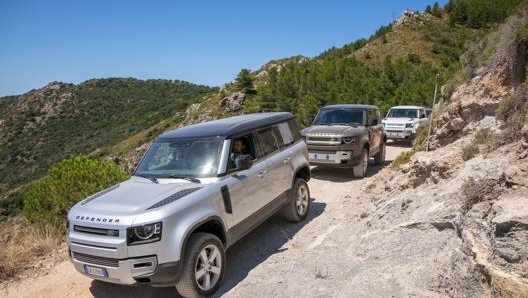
[
  {"left": 387, "top": 108, "right": 419, "bottom": 118},
  {"left": 312, "top": 108, "right": 365, "bottom": 125},
  {"left": 288, "top": 119, "right": 301, "bottom": 142},
  {"left": 274, "top": 122, "right": 294, "bottom": 148},
  {"left": 254, "top": 127, "right": 279, "bottom": 158}
]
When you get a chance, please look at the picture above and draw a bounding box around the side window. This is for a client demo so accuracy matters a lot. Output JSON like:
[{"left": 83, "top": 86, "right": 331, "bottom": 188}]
[
  {"left": 254, "top": 127, "right": 279, "bottom": 158},
  {"left": 274, "top": 122, "right": 294, "bottom": 148},
  {"left": 367, "top": 109, "right": 375, "bottom": 125},
  {"left": 229, "top": 134, "right": 255, "bottom": 170},
  {"left": 288, "top": 119, "right": 301, "bottom": 142}
]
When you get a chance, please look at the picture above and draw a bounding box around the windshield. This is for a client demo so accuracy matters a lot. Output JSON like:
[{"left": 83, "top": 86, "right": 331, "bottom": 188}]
[
  {"left": 312, "top": 108, "right": 364, "bottom": 126},
  {"left": 135, "top": 138, "right": 223, "bottom": 178},
  {"left": 386, "top": 108, "right": 418, "bottom": 118}
]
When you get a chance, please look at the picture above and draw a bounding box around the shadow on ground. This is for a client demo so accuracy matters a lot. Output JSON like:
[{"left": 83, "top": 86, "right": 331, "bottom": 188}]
[
  {"left": 89, "top": 200, "right": 326, "bottom": 298},
  {"left": 311, "top": 160, "right": 390, "bottom": 183}
]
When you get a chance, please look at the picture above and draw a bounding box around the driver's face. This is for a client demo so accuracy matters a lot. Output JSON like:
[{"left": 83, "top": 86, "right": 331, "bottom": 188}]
[{"left": 233, "top": 140, "right": 245, "bottom": 154}]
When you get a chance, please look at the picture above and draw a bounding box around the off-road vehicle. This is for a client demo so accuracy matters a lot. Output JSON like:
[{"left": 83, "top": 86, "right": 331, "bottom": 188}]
[
  {"left": 381, "top": 105, "right": 429, "bottom": 145},
  {"left": 301, "top": 104, "right": 386, "bottom": 178},
  {"left": 67, "top": 112, "right": 311, "bottom": 298}
]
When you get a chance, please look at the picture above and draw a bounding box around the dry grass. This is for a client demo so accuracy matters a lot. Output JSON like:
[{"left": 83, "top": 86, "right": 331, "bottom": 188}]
[
  {"left": 461, "top": 177, "right": 505, "bottom": 213},
  {"left": 462, "top": 143, "right": 480, "bottom": 161},
  {"left": 0, "top": 217, "right": 63, "bottom": 279}
]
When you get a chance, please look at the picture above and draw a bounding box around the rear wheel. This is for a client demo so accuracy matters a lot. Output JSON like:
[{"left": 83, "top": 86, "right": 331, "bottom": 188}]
[
  {"left": 175, "top": 233, "right": 225, "bottom": 298},
  {"left": 353, "top": 148, "right": 368, "bottom": 178},
  {"left": 374, "top": 140, "right": 386, "bottom": 165},
  {"left": 284, "top": 179, "right": 310, "bottom": 222}
]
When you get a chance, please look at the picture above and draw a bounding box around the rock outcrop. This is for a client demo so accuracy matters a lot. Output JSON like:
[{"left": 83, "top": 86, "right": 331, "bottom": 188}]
[{"left": 220, "top": 91, "right": 245, "bottom": 112}]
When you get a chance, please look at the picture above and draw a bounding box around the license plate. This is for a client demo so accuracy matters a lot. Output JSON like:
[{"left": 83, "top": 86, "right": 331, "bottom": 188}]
[
  {"left": 389, "top": 132, "right": 400, "bottom": 137},
  {"left": 312, "top": 154, "right": 330, "bottom": 160},
  {"left": 83, "top": 265, "right": 107, "bottom": 278}
]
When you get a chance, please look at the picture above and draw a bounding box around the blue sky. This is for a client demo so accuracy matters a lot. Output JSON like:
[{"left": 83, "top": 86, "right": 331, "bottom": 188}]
[{"left": 0, "top": 0, "right": 447, "bottom": 96}]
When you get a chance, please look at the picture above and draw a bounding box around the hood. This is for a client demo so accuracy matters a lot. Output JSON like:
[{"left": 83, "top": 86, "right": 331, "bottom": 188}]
[
  {"left": 301, "top": 125, "right": 366, "bottom": 136},
  {"left": 382, "top": 117, "right": 419, "bottom": 124},
  {"left": 69, "top": 176, "right": 203, "bottom": 219}
]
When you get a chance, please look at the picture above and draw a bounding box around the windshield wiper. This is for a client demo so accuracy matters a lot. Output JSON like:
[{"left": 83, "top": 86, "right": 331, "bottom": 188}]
[
  {"left": 168, "top": 175, "right": 202, "bottom": 184},
  {"left": 134, "top": 173, "right": 158, "bottom": 184}
]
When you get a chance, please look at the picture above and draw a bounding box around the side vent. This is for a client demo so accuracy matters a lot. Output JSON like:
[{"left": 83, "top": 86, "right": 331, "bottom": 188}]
[
  {"left": 147, "top": 187, "right": 202, "bottom": 210},
  {"left": 81, "top": 184, "right": 120, "bottom": 205}
]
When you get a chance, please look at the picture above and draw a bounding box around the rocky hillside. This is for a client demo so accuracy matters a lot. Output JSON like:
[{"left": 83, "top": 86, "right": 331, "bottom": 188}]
[{"left": 0, "top": 79, "right": 215, "bottom": 211}]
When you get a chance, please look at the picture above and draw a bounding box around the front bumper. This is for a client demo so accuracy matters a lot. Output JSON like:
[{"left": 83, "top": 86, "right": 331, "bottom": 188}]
[
  {"left": 70, "top": 250, "right": 182, "bottom": 286},
  {"left": 308, "top": 150, "right": 361, "bottom": 166}
]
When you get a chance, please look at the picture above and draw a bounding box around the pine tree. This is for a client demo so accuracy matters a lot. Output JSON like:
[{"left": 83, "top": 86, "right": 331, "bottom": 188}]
[{"left": 235, "top": 68, "right": 255, "bottom": 93}]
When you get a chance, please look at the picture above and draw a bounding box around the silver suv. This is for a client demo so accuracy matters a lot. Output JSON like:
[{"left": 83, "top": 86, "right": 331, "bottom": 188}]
[{"left": 67, "top": 113, "right": 311, "bottom": 298}]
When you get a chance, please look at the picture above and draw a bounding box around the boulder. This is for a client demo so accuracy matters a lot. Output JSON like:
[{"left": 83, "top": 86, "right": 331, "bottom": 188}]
[{"left": 220, "top": 91, "right": 245, "bottom": 112}]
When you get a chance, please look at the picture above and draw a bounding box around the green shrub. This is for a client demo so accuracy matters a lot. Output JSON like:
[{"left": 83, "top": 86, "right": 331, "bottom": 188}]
[
  {"left": 391, "top": 150, "right": 415, "bottom": 169},
  {"left": 461, "top": 143, "right": 479, "bottom": 160},
  {"left": 23, "top": 156, "right": 128, "bottom": 225}
]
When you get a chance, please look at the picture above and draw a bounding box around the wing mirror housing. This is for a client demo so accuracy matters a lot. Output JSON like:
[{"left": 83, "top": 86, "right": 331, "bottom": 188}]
[{"left": 235, "top": 154, "right": 253, "bottom": 171}]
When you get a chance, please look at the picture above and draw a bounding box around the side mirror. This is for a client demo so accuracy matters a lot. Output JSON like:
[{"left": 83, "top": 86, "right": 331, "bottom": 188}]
[
  {"left": 420, "top": 114, "right": 426, "bottom": 119},
  {"left": 235, "top": 154, "right": 252, "bottom": 171},
  {"left": 371, "top": 119, "right": 378, "bottom": 125},
  {"left": 307, "top": 116, "right": 314, "bottom": 125}
]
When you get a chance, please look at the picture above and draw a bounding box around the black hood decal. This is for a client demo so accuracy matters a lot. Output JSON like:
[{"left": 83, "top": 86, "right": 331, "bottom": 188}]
[
  {"left": 81, "top": 184, "right": 120, "bottom": 206},
  {"left": 147, "top": 187, "right": 202, "bottom": 210}
]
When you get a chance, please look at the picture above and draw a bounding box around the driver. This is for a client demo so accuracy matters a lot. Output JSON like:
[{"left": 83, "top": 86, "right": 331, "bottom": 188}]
[{"left": 230, "top": 138, "right": 248, "bottom": 168}]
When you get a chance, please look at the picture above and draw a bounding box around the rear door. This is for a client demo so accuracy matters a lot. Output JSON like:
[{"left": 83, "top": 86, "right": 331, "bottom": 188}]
[{"left": 367, "top": 109, "right": 383, "bottom": 156}]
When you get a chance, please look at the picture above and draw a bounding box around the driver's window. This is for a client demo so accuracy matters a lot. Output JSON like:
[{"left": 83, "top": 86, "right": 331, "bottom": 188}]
[{"left": 229, "top": 134, "right": 254, "bottom": 170}]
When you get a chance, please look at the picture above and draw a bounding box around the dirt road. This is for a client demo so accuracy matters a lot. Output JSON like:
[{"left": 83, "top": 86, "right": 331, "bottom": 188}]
[{"left": 3, "top": 144, "right": 410, "bottom": 298}]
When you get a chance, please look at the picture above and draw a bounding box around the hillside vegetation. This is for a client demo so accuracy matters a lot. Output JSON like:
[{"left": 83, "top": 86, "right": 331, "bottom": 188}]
[{"left": 0, "top": 78, "right": 215, "bottom": 198}]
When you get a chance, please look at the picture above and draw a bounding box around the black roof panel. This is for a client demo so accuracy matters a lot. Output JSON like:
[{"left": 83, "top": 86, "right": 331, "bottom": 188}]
[{"left": 157, "top": 112, "right": 294, "bottom": 140}]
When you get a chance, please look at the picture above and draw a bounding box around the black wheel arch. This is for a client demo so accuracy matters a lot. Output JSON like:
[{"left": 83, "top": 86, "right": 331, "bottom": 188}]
[{"left": 180, "top": 216, "right": 228, "bottom": 260}]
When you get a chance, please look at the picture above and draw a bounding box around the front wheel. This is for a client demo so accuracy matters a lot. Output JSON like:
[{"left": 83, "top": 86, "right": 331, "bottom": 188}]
[
  {"left": 353, "top": 148, "right": 368, "bottom": 178},
  {"left": 284, "top": 179, "right": 310, "bottom": 222},
  {"left": 175, "top": 233, "right": 225, "bottom": 298}
]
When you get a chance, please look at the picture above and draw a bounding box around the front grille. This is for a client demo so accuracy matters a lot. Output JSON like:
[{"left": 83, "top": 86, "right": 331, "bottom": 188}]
[
  {"left": 74, "top": 225, "right": 120, "bottom": 237},
  {"left": 385, "top": 130, "right": 404, "bottom": 133},
  {"left": 308, "top": 137, "right": 333, "bottom": 142},
  {"left": 72, "top": 252, "right": 119, "bottom": 267}
]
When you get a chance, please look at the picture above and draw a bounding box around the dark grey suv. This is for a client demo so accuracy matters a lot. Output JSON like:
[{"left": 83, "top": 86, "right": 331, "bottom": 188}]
[{"left": 301, "top": 104, "right": 386, "bottom": 178}]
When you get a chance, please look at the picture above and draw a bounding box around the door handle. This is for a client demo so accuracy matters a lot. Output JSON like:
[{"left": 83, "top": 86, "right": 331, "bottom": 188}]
[
  {"left": 258, "top": 170, "right": 266, "bottom": 178},
  {"left": 283, "top": 157, "right": 291, "bottom": 164}
]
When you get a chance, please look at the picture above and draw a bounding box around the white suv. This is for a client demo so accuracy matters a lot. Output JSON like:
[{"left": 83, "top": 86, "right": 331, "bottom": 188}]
[
  {"left": 67, "top": 112, "right": 311, "bottom": 298},
  {"left": 381, "top": 105, "right": 428, "bottom": 144}
]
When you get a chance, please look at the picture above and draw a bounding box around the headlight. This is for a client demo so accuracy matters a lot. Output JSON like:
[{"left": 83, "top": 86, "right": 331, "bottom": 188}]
[
  {"left": 405, "top": 123, "right": 414, "bottom": 128},
  {"left": 127, "top": 222, "right": 162, "bottom": 245},
  {"left": 342, "top": 137, "right": 356, "bottom": 144}
]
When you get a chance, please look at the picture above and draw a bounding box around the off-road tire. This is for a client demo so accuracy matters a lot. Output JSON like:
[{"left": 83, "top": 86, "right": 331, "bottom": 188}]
[
  {"left": 284, "top": 179, "right": 310, "bottom": 222},
  {"left": 175, "top": 233, "right": 225, "bottom": 298},
  {"left": 374, "top": 140, "right": 386, "bottom": 165},
  {"left": 353, "top": 148, "right": 368, "bottom": 178}
]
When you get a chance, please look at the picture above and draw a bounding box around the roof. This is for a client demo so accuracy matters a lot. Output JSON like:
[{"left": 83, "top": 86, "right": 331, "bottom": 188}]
[
  {"left": 321, "top": 104, "right": 379, "bottom": 110},
  {"left": 157, "top": 112, "right": 294, "bottom": 140},
  {"left": 389, "top": 105, "right": 424, "bottom": 109}
]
